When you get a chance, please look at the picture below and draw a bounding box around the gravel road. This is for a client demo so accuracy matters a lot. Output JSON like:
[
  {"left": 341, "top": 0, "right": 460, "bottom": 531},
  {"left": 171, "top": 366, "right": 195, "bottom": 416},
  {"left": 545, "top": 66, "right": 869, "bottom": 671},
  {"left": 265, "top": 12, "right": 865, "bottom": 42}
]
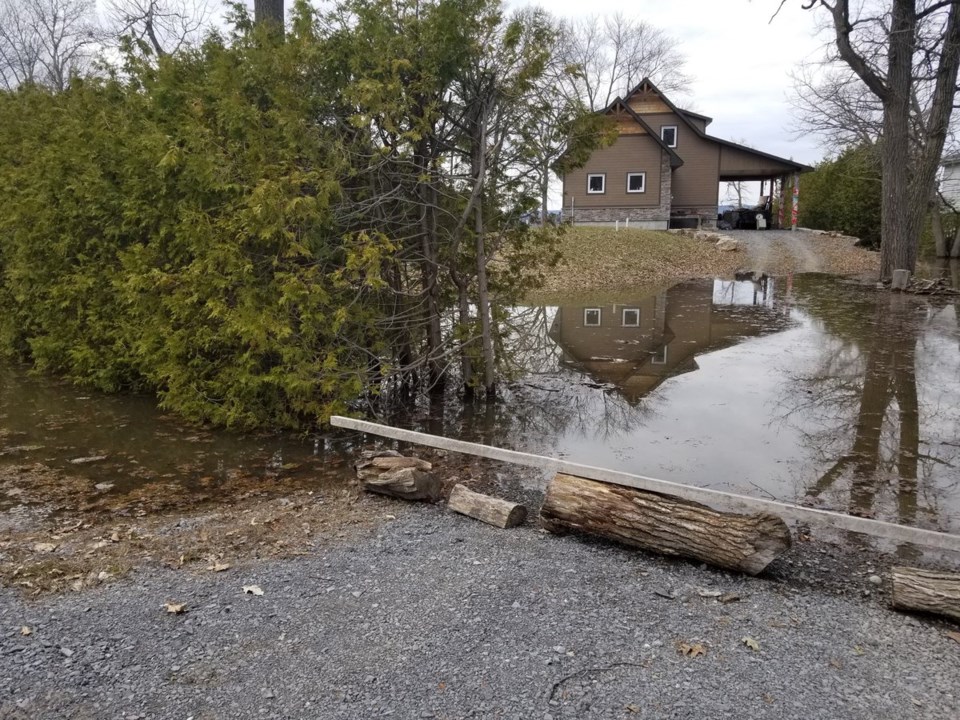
[
  {"left": 727, "top": 230, "right": 879, "bottom": 277},
  {"left": 2, "top": 499, "right": 958, "bottom": 720}
]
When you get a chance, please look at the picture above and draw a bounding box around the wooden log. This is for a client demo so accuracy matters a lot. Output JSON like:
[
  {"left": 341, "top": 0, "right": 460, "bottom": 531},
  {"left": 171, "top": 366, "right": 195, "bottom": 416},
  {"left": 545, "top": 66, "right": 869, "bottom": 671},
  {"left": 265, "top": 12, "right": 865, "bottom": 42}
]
[
  {"left": 355, "top": 453, "right": 431, "bottom": 481},
  {"left": 363, "top": 467, "right": 441, "bottom": 502},
  {"left": 540, "top": 473, "right": 791, "bottom": 575},
  {"left": 891, "top": 566, "right": 960, "bottom": 622},
  {"left": 447, "top": 484, "right": 527, "bottom": 529}
]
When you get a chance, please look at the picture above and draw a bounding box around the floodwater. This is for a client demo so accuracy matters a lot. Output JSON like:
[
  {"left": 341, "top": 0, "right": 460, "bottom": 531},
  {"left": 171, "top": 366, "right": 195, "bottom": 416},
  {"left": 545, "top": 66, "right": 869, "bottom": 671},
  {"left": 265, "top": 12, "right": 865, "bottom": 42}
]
[
  {"left": 2, "top": 272, "right": 959, "bottom": 537},
  {"left": 406, "top": 273, "right": 960, "bottom": 536}
]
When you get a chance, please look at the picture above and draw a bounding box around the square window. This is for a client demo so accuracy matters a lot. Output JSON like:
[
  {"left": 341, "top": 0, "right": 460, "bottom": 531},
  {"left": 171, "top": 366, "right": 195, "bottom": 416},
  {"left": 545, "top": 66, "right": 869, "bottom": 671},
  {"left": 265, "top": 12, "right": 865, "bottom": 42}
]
[
  {"left": 583, "top": 308, "right": 601, "bottom": 326},
  {"left": 622, "top": 308, "right": 640, "bottom": 326},
  {"left": 661, "top": 126, "right": 677, "bottom": 148},
  {"left": 587, "top": 174, "right": 605, "bottom": 194},
  {"left": 626, "top": 173, "right": 646, "bottom": 193}
]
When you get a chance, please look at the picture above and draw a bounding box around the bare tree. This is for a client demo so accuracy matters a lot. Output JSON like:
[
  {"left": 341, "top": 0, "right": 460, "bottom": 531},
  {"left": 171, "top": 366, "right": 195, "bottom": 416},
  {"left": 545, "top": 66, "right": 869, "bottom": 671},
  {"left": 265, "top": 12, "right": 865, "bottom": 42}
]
[
  {"left": 0, "top": 0, "right": 97, "bottom": 91},
  {"left": 556, "top": 13, "right": 690, "bottom": 111},
  {"left": 781, "top": 0, "right": 960, "bottom": 278},
  {"left": 105, "top": 0, "right": 213, "bottom": 57}
]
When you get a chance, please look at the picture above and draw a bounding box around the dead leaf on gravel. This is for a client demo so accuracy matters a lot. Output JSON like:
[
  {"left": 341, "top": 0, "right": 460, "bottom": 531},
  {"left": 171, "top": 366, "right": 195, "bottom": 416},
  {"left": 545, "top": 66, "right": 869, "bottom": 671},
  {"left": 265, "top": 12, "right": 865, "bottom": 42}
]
[
  {"left": 676, "top": 641, "right": 707, "bottom": 658},
  {"left": 33, "top": 542, "right": 57, "bottom": 553},
  {"left": 625, "top": 704, "right": 641, "bottom": 713},
  {"left": 207, "top": 562, "right": 231, "bottom": 573},
  {"left": 110, "top": 531, "right": 120, "bottom": 543},
  {"left": 718, "top": 592, "right": 741, "bottom": 604},
  {"left": 742, "top": 636, "right": 760, "bottom": 652},
  {"left": 164, "top": 602, "right": 186, "bottom": 614},
  {"left": 946, "top": 631, "right": 960, "bottom": 645},
  {"left": 242, "top": 585, "right": 264, "bottom": 596},
  {"left": 20, "top": 626, "right": 31, "bottom": 636}
]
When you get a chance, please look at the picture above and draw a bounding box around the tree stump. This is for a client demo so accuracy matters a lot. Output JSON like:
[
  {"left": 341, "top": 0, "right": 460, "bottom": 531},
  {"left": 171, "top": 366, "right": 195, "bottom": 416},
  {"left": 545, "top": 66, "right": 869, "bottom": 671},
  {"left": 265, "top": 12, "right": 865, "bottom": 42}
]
[
  {"left": 447, "top": 484, "right": 527, "bottom": 528},
  {"left": 540, "top": 473, "right": 791, "bottom": 575},
  {"left": 891, "top": 566, "right": 960, "bottom": 621}
]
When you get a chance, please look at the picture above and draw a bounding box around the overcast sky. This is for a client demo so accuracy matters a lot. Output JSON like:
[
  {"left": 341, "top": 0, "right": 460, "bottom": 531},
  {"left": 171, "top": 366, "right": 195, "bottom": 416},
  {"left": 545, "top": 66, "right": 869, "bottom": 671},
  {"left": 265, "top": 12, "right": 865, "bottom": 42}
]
[{"left": 515, "top": 0, "right": 832, "bottom": 167}]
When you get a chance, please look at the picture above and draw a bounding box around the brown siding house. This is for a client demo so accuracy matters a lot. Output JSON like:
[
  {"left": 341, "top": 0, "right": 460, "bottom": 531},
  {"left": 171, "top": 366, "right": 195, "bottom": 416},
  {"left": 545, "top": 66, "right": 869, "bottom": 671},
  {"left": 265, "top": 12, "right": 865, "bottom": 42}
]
[{"left": 562, "top": 79, "right": 811, "bottom": 229}]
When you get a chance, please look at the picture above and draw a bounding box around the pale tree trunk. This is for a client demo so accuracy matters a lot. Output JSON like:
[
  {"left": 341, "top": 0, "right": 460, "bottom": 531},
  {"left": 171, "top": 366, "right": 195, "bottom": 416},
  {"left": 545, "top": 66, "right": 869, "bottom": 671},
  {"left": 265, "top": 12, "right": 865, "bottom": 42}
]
[{"left": 932, "top": 206, "right": 948, "bottom": 257}]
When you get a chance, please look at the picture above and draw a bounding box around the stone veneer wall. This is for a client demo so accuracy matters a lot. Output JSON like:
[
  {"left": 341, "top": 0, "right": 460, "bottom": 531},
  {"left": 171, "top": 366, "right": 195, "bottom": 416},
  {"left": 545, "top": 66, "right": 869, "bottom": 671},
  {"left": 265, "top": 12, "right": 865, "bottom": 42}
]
[
  {"left": 567, "top": 151, "right": 672, "bottom": 227},
  {"left": 671, "top": 205, "right": 719, "bottom": 229}
]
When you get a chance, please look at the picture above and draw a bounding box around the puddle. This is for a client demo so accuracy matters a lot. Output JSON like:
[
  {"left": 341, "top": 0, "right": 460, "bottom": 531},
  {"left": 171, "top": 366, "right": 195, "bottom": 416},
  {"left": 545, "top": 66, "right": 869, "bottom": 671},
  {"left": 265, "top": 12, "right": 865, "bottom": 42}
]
[{"left": 399, "top": 274, "right": 960, "bottom": 536}]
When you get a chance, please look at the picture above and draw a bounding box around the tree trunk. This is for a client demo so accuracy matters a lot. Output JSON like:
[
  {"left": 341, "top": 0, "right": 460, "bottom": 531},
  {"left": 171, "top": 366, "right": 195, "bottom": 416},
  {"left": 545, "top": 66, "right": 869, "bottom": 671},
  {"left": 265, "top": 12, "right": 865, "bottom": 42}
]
[
  {"left": 951, "top": 222, "right": 960, "bottom": 258},
  {"left": 878, "top": 1, "right": 917, "bottom": 279},
  {"left": 254, "top": 0, "right": 284, "bottom": 26},
  {"left": 448, "top": 484, "right": 526, "bottom": 528},
  {"left": 540, "top": 473, "right": 792, "bottom": 575},
  {"left": 475, "top": 204, "right": 496, "bottom": 397},
  {"left": 362, "top": 466, "right": 441, "bottom": 502},
  {"left": 932, "top": 207, "right": 948, "bottom": 258},
  {"left": 891, "top": 566, "right": 960, "bottom": 621},
  {"left": 456, "top": 280, "right": 474, "bottom": 396}
]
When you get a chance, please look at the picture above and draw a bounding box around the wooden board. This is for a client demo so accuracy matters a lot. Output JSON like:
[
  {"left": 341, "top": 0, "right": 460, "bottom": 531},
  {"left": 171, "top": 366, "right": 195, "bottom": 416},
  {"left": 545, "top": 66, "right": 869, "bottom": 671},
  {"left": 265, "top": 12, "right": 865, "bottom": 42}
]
[{"left": 329, "top": 417, "right": 960, "bottom": 554}]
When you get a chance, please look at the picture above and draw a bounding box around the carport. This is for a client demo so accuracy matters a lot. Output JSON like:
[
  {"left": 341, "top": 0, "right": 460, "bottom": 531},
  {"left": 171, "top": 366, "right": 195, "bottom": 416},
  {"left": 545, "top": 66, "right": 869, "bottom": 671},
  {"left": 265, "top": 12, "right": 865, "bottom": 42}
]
[{"left": 718, "top": 142, "right": 812, "bottom": 229}]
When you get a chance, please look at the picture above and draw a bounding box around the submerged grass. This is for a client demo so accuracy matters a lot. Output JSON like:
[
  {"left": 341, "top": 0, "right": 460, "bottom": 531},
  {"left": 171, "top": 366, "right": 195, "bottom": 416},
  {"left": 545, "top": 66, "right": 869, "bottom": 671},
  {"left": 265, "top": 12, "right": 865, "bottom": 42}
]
[{"left": 532, "top": 226, "right": 742, "bottom": 299}]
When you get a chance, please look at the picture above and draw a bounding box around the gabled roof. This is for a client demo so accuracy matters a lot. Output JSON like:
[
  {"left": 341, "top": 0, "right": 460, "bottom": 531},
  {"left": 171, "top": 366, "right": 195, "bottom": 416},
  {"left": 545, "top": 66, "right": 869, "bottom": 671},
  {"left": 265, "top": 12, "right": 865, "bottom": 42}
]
[
  {"left": 621, "top": 78, "right": 813, "bottom": 173},
  {"left": 602, "top": 97, "right": 684, "bottom": 169}
]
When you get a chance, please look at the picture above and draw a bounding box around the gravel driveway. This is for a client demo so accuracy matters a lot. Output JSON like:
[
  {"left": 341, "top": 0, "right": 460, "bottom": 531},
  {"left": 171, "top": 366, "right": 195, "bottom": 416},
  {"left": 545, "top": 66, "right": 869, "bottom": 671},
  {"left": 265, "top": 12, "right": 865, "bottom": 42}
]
[
  {"left": 2, "top": 501, "right": 958, "bottom": 720},
  {"left": 726, "top": 230, "right": 879, "bottom": 277}
]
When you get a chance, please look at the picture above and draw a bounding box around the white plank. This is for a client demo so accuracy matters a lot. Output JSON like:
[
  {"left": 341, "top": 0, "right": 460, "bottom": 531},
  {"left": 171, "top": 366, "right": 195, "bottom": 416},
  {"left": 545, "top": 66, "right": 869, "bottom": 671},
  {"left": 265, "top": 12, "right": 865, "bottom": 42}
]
[{"left": 330, "top": 416, "right": 960, "bottom": 554}]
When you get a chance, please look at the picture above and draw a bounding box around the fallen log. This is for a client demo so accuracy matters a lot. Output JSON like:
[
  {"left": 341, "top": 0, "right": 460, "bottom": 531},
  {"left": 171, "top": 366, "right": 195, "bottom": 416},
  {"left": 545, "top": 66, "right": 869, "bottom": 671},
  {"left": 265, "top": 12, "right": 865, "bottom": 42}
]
[
  {"left": 540, "top": 473, "right": 791, "bottom": 575},
  {"left": 447, "top": 484, "right": 527, "bottom": 529},
  {"left": 891, "top": 567, "right": 960, "bottom": 622},
  {"left": 363, "top": 466, "right": 441, "bottom": 502},
  {"left": 355, "top": 452, "right": 432, "bottom": 481}
]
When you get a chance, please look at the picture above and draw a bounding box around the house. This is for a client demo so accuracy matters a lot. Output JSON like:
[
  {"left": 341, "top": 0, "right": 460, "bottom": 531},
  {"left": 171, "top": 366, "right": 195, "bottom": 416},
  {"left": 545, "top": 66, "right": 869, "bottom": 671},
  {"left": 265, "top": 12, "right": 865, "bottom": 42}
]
[
  {"left": 562, "top": 79, "right": 812, "bottom": 229},
  {"left": 941, "top": 154, "right": 960, "bottom": 208},
  {"left": 547, "top": 277, "right": 790, "bottom": 403}
]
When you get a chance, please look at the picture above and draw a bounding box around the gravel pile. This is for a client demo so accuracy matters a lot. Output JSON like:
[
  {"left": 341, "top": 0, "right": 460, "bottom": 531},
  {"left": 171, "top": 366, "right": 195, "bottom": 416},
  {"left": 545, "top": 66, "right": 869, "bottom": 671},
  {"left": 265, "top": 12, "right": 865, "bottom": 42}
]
[{"left": 2, "top": 500, "right": 957, "bottom": 719}]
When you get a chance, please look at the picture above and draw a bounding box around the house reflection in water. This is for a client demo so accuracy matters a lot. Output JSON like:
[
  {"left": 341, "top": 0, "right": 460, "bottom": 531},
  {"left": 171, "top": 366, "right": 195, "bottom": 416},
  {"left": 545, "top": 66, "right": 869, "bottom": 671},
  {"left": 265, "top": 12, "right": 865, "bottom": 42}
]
[{"left": 547, "top": 276, "right": 792, "bottom": 403}]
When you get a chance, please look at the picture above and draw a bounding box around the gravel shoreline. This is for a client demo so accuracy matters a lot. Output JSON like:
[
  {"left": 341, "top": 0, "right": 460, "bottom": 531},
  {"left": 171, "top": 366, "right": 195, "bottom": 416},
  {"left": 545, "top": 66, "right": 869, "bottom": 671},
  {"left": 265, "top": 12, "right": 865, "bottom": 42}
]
[{"left": 2, "top": 497, "right": 958, "bottom": 720}]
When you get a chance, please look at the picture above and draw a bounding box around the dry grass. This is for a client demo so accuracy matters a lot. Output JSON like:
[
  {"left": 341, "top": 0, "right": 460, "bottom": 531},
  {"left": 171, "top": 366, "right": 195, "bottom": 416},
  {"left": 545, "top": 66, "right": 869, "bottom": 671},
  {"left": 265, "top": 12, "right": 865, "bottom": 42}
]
[{"left": 533, "top": 227, "right": 742, "bottom": 299}]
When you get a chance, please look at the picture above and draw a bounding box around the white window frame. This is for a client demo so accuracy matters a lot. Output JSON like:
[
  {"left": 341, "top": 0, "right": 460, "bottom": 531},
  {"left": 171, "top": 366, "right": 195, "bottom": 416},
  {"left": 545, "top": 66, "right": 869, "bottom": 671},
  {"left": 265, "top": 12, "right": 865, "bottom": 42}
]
[
  {"left": 661, "top": 125, "right": 678, "bottom": 148},
  {"left": 586, "top": 173, "right": 606, "bottom": 194},
  {"left": 626, "top": 172, "right": 646, "bottom": 194},
  {"left": 652, "top": 345, "right": 668, "bottom": 364},
  {"left": 583, "top": 308, "right": 602, "bottom": 327},
  {"left": 621, "top": 307, "right": 640, "bottom": 327}
]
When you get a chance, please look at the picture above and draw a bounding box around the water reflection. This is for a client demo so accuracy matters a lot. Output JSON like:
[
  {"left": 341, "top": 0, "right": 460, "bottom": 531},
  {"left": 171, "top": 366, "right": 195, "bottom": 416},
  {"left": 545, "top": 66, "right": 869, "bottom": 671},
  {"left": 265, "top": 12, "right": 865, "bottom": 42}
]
[
  {"left": 546, "top": 277, "right": 791, "bottom": 402},
  {"left": 470, "top": 273, "right": 959, "bottom": 535}
]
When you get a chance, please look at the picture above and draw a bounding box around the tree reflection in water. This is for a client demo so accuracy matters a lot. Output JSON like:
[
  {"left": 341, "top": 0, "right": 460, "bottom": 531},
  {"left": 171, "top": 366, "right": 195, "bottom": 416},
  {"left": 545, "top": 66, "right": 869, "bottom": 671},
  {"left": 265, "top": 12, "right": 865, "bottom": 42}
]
[{"left": 781, "top": 275, "right": 960, "bottom": 537}]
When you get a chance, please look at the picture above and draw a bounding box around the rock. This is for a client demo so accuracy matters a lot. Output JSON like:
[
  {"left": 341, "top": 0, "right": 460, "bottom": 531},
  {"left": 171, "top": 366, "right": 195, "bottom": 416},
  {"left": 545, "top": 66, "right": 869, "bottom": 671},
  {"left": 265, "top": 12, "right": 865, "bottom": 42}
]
[
  {"left": 716, "top": 238, "right": 740, "bottom": 252},
  {"left": 868, "top": 575, "right": 882, "bottom": 586}
]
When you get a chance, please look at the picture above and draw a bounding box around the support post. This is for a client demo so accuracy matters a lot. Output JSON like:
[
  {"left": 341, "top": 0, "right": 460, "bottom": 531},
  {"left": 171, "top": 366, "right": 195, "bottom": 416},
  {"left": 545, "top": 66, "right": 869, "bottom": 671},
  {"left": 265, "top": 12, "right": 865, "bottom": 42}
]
[
  {"left": 778, "top": 175, "right": 786, "bottom": 229},
  {"left": 791, "top": 172, "right": 800, "bottom": 231}
]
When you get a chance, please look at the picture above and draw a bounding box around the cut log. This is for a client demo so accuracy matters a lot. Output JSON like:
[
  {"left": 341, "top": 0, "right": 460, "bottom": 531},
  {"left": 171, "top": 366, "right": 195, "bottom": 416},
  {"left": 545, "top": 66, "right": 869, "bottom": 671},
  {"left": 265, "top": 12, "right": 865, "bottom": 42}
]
[
  {"left": 891, "top": 566, "right": 960, "bottom": 622},
  {"left": 540, "top": 473, "right": 791, "bottom": 575},
  {"left": 355, "top": 453, "right": 432, "bottom": 481},
  {"left": 363, "top": 466, "right": 441, "bottom": 502},
  {"left": 447, "top": 484, "right": 527, "bottom": 529}
]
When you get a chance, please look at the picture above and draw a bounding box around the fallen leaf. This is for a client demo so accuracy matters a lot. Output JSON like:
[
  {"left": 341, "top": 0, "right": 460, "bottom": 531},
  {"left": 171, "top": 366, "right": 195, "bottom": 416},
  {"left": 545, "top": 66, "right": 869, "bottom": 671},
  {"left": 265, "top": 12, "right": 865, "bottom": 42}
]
[
  {"left": 852, "top": 645, "right": 865, "bottom": 656},
  {"left": 164, "top": 602, "right": 186, "bottom": 615},
  {"left": 626, "top": 704, "right": 641, "bottom": 713},
  {"left": 20, "top": 626, "right": 31, "bottom": 636},
  {"left": 677, "top": 642, "right": 707, "bottom": 658},
  {"left": 242, "top": 585, "right": 264, "bottom": 596},
  {"left": 208, "top": 562, "right": 231, "bottom": 573},
  {"left": 946, "top": 631, "right": 960, "bottom": 645},
  {"left": 110, "top": 532, "right": 120, "bottom": 543},
  {"left": 718, "top": 592, "right": 741, "bottom": 604},
  {"left": 742, "top": 636, "right": 760, "bottom": 652},
  {"left": 33, "top": 542, "right": 57, "bottom": 553},
  {"left": 829, "top": 659, "right": 843, "bottom": 669}
]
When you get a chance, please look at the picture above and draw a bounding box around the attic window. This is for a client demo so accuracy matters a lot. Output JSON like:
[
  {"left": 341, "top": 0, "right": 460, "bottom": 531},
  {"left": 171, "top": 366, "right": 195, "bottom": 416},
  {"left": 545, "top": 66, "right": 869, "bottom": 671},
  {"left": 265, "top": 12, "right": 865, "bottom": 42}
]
[
  {"left": 627, "top": 172, "right": 646, "bottom": 193},
  {"left": 584, "top": 308, "right": 602, "bottom": 326},
  {"left": 587, "top": 174, "right": 606, "bottom": 194},
  {"left": 661, "top": 125, "right": 678, "bottom": 148}
]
